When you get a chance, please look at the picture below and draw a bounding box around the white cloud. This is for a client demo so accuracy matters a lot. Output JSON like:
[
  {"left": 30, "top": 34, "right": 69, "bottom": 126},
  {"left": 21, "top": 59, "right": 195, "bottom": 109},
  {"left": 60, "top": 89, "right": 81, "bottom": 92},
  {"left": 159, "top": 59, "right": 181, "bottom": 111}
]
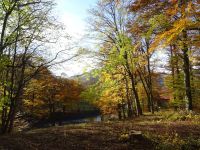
[{"left": 60, "top": 12, "right": 85, "bottom": 38}]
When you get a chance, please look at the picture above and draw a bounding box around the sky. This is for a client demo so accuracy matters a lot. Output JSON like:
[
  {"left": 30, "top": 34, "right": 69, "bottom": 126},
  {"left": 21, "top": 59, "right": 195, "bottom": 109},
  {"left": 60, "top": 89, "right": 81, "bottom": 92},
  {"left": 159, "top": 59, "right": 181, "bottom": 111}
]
[
  {"left": 51, "top": 0, "right": 98, "bottom": 77},
  {"left": 50, "top": 0, "right": 167, "bottom": 77},
  {"left": 56, "top": 0, "right": 96, "bottom": 37}
]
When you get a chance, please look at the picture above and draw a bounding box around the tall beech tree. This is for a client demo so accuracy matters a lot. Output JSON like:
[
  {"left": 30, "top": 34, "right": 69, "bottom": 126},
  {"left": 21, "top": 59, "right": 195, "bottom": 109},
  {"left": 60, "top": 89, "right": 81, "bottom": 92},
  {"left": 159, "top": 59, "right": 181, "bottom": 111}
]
[{"left": 88, "top": 0, "right": 143, "bottom": 116}]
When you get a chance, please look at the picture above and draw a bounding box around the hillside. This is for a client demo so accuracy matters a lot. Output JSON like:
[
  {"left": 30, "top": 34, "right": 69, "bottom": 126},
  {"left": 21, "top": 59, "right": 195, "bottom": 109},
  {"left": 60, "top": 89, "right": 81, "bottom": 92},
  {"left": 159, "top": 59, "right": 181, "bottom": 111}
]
[{"left": 70, "top": 71, "right": 99, "bottom": 86}]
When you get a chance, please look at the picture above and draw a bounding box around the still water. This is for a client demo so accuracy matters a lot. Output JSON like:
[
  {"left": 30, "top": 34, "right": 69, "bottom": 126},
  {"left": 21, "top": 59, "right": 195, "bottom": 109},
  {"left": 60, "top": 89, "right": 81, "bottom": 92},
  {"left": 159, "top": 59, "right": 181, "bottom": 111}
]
[{"left": 62, "top": 115, "right": 102, "bottom": 124}]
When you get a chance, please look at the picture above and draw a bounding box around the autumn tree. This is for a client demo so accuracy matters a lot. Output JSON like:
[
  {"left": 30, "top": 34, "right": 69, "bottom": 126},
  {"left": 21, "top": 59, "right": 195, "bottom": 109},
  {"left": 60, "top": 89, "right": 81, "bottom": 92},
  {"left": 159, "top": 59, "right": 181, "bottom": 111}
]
[
  {"left": 87, "top": 0, "right": 143, "bottom": 116},
  {"left": 24, "top": 67, "right": 84, "bottom": 125},
  {"left": 130, "top": 0, "right": 200, "bottom": 111},
  {"left": 0, "top": 0, "right": 67, "bottom": 133}
]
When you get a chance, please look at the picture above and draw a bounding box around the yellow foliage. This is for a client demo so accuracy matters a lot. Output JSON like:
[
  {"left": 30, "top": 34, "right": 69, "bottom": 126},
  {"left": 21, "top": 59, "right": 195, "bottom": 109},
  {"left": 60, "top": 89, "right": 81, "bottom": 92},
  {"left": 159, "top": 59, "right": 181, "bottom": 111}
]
[{"left": 149, "top": 18, "right": 190, "bottom": 52}]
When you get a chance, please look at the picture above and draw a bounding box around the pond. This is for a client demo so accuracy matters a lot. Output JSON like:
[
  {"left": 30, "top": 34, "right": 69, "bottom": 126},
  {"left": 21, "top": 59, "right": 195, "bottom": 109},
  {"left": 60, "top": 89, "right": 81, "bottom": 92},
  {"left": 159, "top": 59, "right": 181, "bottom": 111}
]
[
  {"left": 32, "top": 112, "right": 102, "bottom": 128},
  {"left": 61, "top": 115, "right": 102, "bottom": 124}
]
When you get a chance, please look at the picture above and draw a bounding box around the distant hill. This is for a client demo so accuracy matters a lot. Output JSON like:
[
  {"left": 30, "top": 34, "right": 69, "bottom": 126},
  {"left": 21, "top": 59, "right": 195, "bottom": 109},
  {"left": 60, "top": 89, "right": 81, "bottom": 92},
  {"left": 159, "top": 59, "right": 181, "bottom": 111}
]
[{"left": 70, "top": 71, "right": 99, "bottom": 87}]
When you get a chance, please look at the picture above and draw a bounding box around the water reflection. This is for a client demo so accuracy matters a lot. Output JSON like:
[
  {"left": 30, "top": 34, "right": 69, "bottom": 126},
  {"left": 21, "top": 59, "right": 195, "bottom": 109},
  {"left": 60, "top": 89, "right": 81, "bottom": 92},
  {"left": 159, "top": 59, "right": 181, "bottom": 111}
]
[
  {"left": 84, "top": 115, "right": 102, "bottom": 122},
  {"left": 62, "top": 115, "right": 102, "bottom": 125}
]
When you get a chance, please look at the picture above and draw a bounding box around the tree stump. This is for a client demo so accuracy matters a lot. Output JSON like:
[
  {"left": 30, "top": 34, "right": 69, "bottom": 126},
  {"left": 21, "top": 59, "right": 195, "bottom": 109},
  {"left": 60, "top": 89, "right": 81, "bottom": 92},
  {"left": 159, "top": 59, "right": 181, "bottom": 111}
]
[
  {"left": 129, "top": 130, "right": 143, "bottom": 143},
  {"left": 128, "top": 130, "right": 155, "bottom": 149}
]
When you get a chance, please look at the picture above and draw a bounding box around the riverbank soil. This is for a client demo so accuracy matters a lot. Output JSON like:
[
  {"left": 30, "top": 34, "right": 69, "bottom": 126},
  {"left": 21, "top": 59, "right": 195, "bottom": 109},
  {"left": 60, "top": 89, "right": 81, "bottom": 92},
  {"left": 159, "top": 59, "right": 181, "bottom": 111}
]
[{"left": 0, "top": 111, "right": 200, "bottom": 150}]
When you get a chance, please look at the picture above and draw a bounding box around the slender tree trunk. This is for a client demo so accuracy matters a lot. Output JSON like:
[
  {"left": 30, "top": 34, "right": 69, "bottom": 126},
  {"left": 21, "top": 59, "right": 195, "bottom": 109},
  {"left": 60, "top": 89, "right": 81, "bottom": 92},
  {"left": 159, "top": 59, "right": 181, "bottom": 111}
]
[
  {"left": 137, "top": 69, "right": 151, "bottom": 112},
  {"left": 170, "top": 45, "right": 176, "bottom": 100},
  {"left": 146, "top": 40, "right": 154, "bottom": 113},
  {"left": 124, "top": 51, "right": 142, "bottom": 116},
  {"left": 122, "top": 103, "right": 126, "bottom": 119},
  {"left": 125, "top": 76, "right": 133, "bottom": 118},
  {"left": 49, "top": 100, "right": 55, "bottom": 126},
  {"left": 175, "top": 52, "right": 182, "bottom": 101},
  {"left": 6, "top": 84, "right": 24, "bottom": 133},
  {"left": 182, "top": 30, "right": 192, "bottom": 111},
  {"left": 0, "top": 13, "right": 10, "bottom": 54},
  {"left": 1, "top": 107, "right": 7, "bottom": 134},
  {"left": 117, "top": 104, "right": 122, "bottom": 120},
  {"left": 52, "top": 104, "right": 56, "bottom": 126},
  {"left": 130, "top": 75, "right": 143, "bottom": 116},
  {"left": 7, "top": 100, "right": 17, "bottom": 133},
  {"left": 2, "top": 100, "right": 15, "bottom": 134}
]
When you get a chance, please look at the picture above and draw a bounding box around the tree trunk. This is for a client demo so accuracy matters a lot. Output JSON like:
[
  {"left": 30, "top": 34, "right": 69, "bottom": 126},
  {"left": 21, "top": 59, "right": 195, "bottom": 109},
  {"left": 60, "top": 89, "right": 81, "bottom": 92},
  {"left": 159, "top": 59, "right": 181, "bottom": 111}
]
[
  {"left": 146, "top": 40, "right": 154, "bottom": 114},
  {"left": 182, "top": 30, "right": 192, "bottom": 111},
  {"left": 1, "top": 107, "right": 7, "bottom": 134},
  {"left": 117, "top": 104, "right": 122, "bottom": 120},
  {"left": 125, "top": 76, "right": 133, "bottom": 118},
  {"left": 137, "top": 69, "right": 151, "bottom": 112},
  {"left": 124, "top": 51, "right": 142, "bottom": 116},
  {"left": 8, "top": 102, "right": 17, "bottom": 133},
  {"left": 170, "top": 45, "right": 176, "bottom": 100},
  {"left": 122, "top": 103, "right": 126, "bottom": 119},
  {"left": 130, "top": 75, "right": 143, "bottom": 116}
]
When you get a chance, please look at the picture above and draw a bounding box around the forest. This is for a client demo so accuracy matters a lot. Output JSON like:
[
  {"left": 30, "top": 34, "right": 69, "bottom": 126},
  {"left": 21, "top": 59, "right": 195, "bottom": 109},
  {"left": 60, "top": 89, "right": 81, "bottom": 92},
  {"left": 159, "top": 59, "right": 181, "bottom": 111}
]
[{"left": 0, "top": 0, "right": 199, "bottom": 150}]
